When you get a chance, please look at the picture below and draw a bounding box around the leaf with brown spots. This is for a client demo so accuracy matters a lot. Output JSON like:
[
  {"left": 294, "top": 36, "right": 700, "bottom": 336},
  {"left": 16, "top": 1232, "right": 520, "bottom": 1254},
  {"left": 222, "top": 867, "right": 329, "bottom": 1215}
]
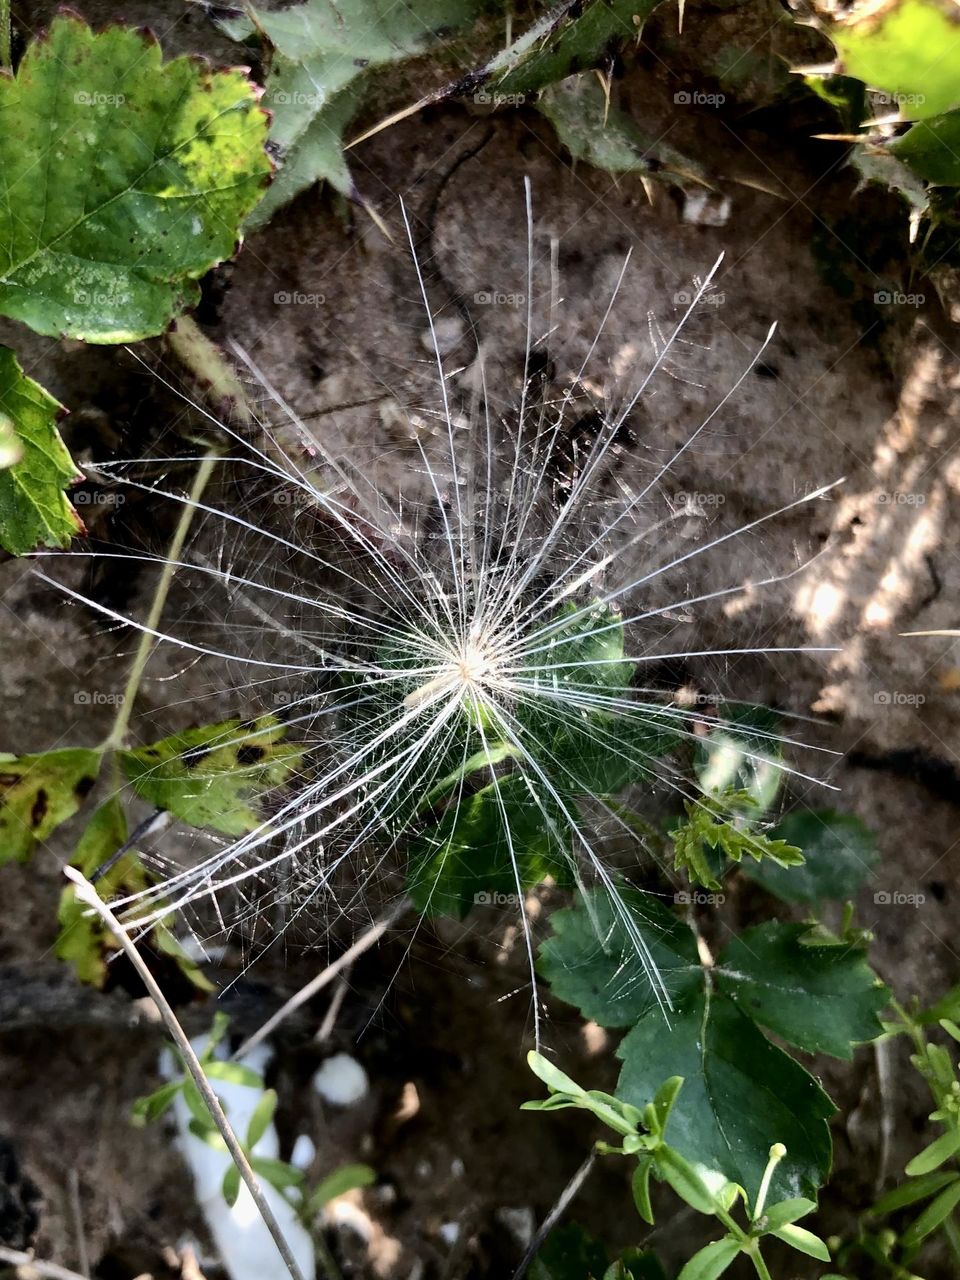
[
  {"left": 56, "top": 795, "right": 214, "bottom": 991},
  {"left": 119, "top": 716, "right": 303, "bottom": 836},
  {"left": 0, "top": 747, "right": 102, "bottom": 864}
]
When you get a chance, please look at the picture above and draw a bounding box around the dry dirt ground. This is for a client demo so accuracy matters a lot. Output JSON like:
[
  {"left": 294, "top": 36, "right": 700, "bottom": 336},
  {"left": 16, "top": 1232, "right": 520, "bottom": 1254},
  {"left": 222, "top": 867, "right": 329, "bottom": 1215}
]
[{"left": 2, "top": 2, "right": 960, "bottom": 1278}]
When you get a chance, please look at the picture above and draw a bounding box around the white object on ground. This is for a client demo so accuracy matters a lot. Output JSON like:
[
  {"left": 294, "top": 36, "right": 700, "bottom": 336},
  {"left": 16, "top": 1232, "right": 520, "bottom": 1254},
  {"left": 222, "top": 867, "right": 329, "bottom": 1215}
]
[
  {"left": 312, "top": 1052, "right": 369, "bottom": 1107},
  {"left": 163, "top": 1039, "right": 316, "bottom": 1280}
]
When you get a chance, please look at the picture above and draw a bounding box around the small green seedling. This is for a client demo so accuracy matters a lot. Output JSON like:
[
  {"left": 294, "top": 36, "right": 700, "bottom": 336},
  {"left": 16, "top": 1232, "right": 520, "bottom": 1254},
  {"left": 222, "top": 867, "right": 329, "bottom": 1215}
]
[{"left": 525, "top": 1053, "right": 831, "bottom": 1280}]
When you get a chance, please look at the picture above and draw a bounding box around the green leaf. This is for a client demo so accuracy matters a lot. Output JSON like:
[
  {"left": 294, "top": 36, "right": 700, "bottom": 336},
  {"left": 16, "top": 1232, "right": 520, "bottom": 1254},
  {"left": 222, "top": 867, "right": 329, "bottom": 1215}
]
[
  {"left": 130, "top": 1079, "right": 184, "bottom": 1127},
  {"left": 902, "top": 1176, "right": 960, "bottom": 1245},
  {"left": 0, "top": 348, "right": 83, "bottom": 555},
  {"left": 631, "top": 1158, "right": 655, "bottom": 1224},
  {"left": 0, "top": 15, "right": 270, "bottom": 342},
  {"left": 306, "top": 1162, "right": 376, "bottom": 1213},
  {"left": 742, "top": 811, "right": 878, "bottom": 904},
  {"left": 891, "top": 111, "right": 960, "bottom": 184},
  {"left": 0, "top": 746, "right": 100, "bottom": 865},
  {"left": 246, "top": 1089, "right": 278, "bottom": 1150},
  {"left": 676, "top": 1238, "right": 742, "bottom": 1280},
  {"left": 770, "top": 1222, "right": 831, "bottom": 1261},
  {"left": 718, "top": 923, "right": 889, "bottom": 1059},
  {"left": 531, "top": 1224, "right": 609, "bottom": 1280},
  {"left": 537, "top": 74, "right": 709, "bottom": 188},
  {"left": 905, "top": 1129, "right": 960, "bottom": 1176},
  {"left": 656, "top": 1147, "right": 737, "bottom": 1216},
  {"left": 873, "top": 1170, "right": 959, "bottom": 1215},
  {"left": 222, "top": 1163, "right": 242, "bottom": 1208},
  {"left": 539, "top": 887, "right": 701, "bottom": 1028},
  {"left": 672, "top": 792, "right": 803, "bottom": 891},
  {"left": 120, "top": 716, "right": 302, "bottom": 836},
  {"left": 407, "top": 772, "right": 570, "bottom": 918},
  {"left": 461, "top": 0, "right": 663, "bottom": 100},
  {"left": 55, "top": 796, "right": 127, "bottom": 985},
  {"left": 757, "top": 1197, "right": 817, "bottom": 1232},
  {"left": 831, "top": 0, "right": 960, "bottom": 120},
  {"left": 228, "top": 0, "right": 489, "bottom": 228},
  {"left": 203, "top": 1060, "right": 264, "bottom": 1089},
  {"left": 542, "top": 892, "right": 839, "bottom": 1200},
  {"left": 249, "top": 1156, "right": 305, "bottom": 1192}
]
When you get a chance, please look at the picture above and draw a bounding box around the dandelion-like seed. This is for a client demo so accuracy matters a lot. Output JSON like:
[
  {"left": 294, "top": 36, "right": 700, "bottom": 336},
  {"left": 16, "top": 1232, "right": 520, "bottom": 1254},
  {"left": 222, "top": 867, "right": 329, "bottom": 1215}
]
[{"left": 44, "top": 183, "right": 838, "bottom": 1034}]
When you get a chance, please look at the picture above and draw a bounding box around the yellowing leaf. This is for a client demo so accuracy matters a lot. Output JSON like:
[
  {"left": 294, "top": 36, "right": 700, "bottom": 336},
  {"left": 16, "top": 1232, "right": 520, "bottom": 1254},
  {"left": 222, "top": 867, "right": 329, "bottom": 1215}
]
[
  {"left": 0, "top": 15, "right": 271, "bottom": 342},
  {"left": 120, "top": 716, "right": 303, "bottom": 836},
  {"left": 0, "top": 746, "right": 101, "bottom": 864}
]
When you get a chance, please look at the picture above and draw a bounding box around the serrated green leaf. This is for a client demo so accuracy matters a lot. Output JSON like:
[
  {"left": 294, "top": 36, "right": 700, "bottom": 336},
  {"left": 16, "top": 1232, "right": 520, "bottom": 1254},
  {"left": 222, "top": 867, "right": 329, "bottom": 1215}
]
[
  {"left": 542, "top": 892, "right": 839, "bottom": 1200},
  {"left": 407, "top": 772, "right": 570, "bottom": 918},
  {"left": 672, "top": 791, "right": 803, "bottom": 891},
  {"left": 538, "top": 74, "right": 709, "bottom": 188},
  {"left": 676, "top": 1238, "right": 741, "bottom": 1280},
  {"left": 228, "top": 0, "right": 489, "bottom": 228},
  {"left": 832, "top": 0, "right": 960, "bottom": 120},
  {"left": 539, "top": 888, "right": 701, "bottom": 1028},
  {"left": 0, "top": 15, "right": 270, "bottom": 341},
  {"left": 718, "top": 922, "right": 889, "bottom": 1059},
  {"left": 0, "top": 348, "right": 82, "bottom": 555},
  {"left": 742, "top": 810, "right": 878, "bottom": 904},
  {"left": 891, "top": 110, "right": 960, "bottom": 184},
  {"left": 462, "top": 0, "right": 663, "bottom": 100},
  {"left": 902, "top": 1175, "right": 960, "bottom": 1245},
  {"left": 307, "top": 1162, "right": 376, "bottom": 1213},
  {"left": 518, "top": 601, "right": 680, "bottom": 797},
  {"left": 120, "top": 715, "right": 302, "bottom": 836},
  {"left": 0, "top": 746, "right": 101, "bottom": 865}
]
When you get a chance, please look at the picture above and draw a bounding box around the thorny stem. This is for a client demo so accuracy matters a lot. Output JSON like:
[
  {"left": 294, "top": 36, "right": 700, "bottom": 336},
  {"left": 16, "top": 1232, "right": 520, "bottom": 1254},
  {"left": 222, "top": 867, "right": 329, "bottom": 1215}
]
[
  {"left": 101, "top": 447, "right": 221, "bottom": 752},
  {"left": 63, "top": 868, "right": 311, "bottom": 1280}
]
